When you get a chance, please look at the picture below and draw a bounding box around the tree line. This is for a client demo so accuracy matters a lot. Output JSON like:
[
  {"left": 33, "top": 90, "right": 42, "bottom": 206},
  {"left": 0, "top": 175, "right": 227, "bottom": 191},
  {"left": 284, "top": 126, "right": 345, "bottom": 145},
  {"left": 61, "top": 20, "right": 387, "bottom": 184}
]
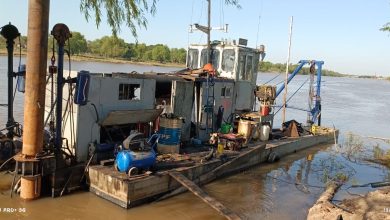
[
  {"left": 259, "top": 61, "right": 346, "bottom": 77},
  {"left": 0, "top": 32, "right": 186, "bottom": 64},
  {"left": 1, "top": 32, "right": 348, "bottom": 77},
  {"left": 58, "top": 32, "right": 186, "bottom": 64}
]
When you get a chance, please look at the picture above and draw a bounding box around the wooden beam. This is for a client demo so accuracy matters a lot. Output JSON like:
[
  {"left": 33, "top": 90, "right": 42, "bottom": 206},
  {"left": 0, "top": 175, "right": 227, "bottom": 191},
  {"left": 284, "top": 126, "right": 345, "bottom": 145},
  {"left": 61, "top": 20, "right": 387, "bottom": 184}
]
[
  {"left": 158, "top": 144, "right": 266, "bottom": 202},
  {"left": 169, "top": 171, "right": 241, "bottom": 220}
]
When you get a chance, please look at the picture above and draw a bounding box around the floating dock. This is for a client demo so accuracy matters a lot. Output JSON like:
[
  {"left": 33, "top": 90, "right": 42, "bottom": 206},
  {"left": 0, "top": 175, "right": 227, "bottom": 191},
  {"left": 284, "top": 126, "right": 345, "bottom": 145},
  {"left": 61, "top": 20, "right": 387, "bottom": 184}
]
[{"left": 89, "top": 129, "right": 338, "bottom": 208}]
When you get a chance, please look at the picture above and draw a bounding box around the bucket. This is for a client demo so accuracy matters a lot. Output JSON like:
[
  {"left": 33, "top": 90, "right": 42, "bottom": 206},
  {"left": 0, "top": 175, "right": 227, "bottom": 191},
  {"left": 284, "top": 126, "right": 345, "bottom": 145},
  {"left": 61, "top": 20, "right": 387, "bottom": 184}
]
[
  {"left": 157, "top": 117, "right": 182, "bottom": 154},
  {"left": 220, "top": 123, "right": 232, "bottom": 134},
  {"left": 238, "top": 120, "right": 257, "bottom": 142},
  {"left": 260, "top": 124, "right": 270, "bottom": 141},
  {"left": 260, "top": 104, "right": 270, "bottom": 116}
]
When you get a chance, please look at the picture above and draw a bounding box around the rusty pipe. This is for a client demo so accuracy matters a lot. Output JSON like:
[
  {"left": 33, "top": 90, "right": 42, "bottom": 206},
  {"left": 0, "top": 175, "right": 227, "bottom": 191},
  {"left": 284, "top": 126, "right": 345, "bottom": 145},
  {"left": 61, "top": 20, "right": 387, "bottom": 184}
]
[
  {"left": 19, "top": 0, "right": 50, "bottom": 201},
  {"left": 22, "top": 0, "right": 50, "bottom": 156}
]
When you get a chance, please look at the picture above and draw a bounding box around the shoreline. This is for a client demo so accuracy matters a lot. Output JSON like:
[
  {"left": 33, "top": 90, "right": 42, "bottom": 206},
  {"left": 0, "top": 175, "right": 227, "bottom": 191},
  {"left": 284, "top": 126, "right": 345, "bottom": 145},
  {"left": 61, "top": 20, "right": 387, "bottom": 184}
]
[
  {"left": 0, "top": 51, "right": 186, "bottom": 68},
  {"left": 1, "top": 51, "right": 388, "bottom": 80}
]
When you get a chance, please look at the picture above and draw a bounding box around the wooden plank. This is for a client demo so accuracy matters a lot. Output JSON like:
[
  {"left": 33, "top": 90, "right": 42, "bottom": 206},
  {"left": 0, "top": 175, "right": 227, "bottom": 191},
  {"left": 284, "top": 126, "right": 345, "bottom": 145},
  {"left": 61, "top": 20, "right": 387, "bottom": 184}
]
[
  {"left": 160, "top": 143, "right": 267, "bottom": 201},
  {"left": 169, "top": 171, "right": 241, "bottom": 220}
]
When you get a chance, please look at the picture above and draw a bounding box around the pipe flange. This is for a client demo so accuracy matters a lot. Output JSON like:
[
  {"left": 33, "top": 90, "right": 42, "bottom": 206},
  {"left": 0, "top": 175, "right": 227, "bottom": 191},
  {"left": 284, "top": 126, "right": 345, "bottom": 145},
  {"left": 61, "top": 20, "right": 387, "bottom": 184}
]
[
  {"left": 0, "top": 23, "right": 20, "bottom": 41},
  {"left": 51, "top": 23, "right": 71, "bottom": 46}
]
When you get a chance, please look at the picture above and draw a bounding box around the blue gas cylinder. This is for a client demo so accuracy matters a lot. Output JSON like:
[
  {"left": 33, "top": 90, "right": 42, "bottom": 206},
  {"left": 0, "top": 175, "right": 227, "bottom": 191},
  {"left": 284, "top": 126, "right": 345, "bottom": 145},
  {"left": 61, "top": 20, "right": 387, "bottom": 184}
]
[
  {"left": 116, "top": 151, "right": 133, "bottom": 173},
  {"left": 115, "top": 150, "right": 156, "bottom": 173}
]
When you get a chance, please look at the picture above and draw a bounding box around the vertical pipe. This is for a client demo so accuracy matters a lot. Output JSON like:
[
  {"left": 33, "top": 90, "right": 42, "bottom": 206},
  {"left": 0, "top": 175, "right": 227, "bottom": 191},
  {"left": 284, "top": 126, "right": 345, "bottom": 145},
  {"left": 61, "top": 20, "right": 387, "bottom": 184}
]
[
  {"left": 55, "top": 45, "right": 64, "bottom": 149},
  {"left": 22, "top": 0, "right": 50, "bottom": 157},
  {"left": 0, "top": 24, "right": 20, "bottom": 138},
  {"left": 282, "top": 16, "right": 293, "bottom": 124},
  {"left": 6, "top": 38, "right": 15, "bottom": 137},
  {"left": 51, "top": 23, "right": 71, "bottom": 150},
  {"left": 316, "top": 63, "right": 322, "bottom": 126},
  {"left": 20, "top": 0, "right": 50, "bottom": 200},
  {"left": 207, "top": 0, "right": 211, "bottom": 63}
]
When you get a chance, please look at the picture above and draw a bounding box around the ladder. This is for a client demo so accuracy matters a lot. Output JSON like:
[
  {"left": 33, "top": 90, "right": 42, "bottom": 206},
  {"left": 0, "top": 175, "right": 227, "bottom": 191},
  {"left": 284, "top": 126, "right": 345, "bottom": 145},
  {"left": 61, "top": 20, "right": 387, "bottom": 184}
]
[{"left": 204, "top": 74, "right": 215, "bottom": 134}]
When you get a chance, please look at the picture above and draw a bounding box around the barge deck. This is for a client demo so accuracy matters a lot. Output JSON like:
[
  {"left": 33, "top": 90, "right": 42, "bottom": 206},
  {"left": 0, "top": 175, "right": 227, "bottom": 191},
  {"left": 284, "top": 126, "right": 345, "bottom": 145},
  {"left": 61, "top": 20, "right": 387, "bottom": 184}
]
[{"left": 88, "top": 129, "right": 338, "bottom": 208}]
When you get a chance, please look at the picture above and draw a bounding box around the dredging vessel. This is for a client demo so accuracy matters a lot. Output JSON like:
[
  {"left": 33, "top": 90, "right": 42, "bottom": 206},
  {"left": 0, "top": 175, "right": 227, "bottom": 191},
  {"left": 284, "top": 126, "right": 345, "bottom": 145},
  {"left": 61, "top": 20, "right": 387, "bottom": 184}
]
[{"left": 0, "top": 2, "right": 337, "bottom": 219}]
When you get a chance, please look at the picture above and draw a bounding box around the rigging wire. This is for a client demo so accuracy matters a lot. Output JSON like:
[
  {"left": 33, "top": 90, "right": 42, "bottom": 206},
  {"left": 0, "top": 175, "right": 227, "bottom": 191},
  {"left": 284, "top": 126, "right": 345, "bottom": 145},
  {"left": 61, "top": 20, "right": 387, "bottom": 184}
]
[
  {"left": 262, "top": 73, "right": 283, "bottom": 85},
  {"left": 275, "top": 78, "right": 310, "bottom": 114},
  {"left": 188, "top": 0, "right": 195, "bottom": 48}
]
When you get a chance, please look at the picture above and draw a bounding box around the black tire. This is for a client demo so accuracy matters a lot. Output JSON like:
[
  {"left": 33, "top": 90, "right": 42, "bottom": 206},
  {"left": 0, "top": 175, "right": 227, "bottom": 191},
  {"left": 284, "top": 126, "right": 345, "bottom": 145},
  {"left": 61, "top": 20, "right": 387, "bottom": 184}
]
[{"left": 267, "top": 152, "right": 280, "bottom": 163}]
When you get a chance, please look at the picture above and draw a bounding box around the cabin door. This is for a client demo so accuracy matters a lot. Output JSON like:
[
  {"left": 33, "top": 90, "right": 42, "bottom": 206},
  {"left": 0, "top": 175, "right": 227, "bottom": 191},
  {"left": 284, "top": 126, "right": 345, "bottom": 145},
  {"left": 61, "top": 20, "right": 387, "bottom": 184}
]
[
  {"left": 171, "top": 81, "right": 194, "bottom": 141},
  {"left": 234, "top": 81, "right": 254, "bottom": 111}
]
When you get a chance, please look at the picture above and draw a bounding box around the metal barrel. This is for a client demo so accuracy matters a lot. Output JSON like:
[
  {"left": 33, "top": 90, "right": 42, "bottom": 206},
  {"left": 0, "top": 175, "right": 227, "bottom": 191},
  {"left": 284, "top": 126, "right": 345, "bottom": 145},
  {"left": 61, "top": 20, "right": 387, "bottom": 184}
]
[{"left": 157, "top": 117, "right": 182, "bottom": 154}]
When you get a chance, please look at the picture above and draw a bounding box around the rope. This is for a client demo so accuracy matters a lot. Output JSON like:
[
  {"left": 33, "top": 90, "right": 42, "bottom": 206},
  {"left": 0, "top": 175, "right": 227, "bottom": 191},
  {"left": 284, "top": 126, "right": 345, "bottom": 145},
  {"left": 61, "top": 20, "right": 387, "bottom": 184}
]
[{"left": 275, "top": 78, "right": 309, "bottom": 114}]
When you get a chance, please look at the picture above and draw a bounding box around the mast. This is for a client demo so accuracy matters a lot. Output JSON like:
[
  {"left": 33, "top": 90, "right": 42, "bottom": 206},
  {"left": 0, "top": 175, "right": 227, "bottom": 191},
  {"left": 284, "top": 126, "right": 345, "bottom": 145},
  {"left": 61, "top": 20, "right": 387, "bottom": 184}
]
[
  {"left": 207, "top": 0, "right": 211, "bottom": 63},
  {"left": 282, "top": 16, "right": 293, "bottom": 125}
]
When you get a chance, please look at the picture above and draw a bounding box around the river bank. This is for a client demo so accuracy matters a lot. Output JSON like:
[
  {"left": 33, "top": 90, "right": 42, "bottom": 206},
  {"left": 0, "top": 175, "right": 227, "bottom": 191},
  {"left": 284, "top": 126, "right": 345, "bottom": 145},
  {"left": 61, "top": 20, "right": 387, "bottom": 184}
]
[
  {"left": 0, "top": 50, "right": 185, "bottom": 68},
  {"left": 307, "top": 183, "right": 390, "bottom": 220}
]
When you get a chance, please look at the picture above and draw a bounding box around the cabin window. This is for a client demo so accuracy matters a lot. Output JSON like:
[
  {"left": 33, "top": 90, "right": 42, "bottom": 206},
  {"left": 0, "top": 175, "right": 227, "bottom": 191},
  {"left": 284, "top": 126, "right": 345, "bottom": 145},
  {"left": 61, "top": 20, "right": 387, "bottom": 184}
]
[
  {"left": 238, "top": 54, "right": 246, "bottom": 80},
  {"left": 222, "top": 49, "right": 235, "bottom": 72},
  {"left": 239, "top": 54, "right": 254, "bottom": 81},
  {"left": 221, "top": 86, "right": 232, "bottom": 98},
  {"left": 118, "top": 83, "right": 141, "bottom": 100},
  {"left": 200, "top": 49, "right": 208, "bottom": 67},
  {"left": 245, "top": 55, "right": 253, "bottom": 81},
  {"left": 200, "top": 49, "right": 220, "bottom": 69},
  {"left": 211, "top": 50, "right": 220, "bottom": 69},
  {"left": 187, "top": 49, "right": 199, "bottom": 69}
]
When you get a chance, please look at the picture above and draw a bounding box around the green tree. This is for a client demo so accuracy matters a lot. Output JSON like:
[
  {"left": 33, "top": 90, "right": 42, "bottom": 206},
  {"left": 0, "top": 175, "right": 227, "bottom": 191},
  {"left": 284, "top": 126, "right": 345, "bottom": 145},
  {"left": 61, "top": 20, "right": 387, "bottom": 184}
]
[
  {"left": 133, "top": 43, "right": 147, "bottom": 61},
  {"left": 151, "top": 44, "right": 170, "bottom": 63},
  {"left": 89, "top": 35, "right": 128, "bottom": 58},
  {"left": 0, "top": 36, "right": 6, "bottom": 48},
  {"left": 142, "top": 49, "right": 152, "bottom": 61},
  {"left": 68, "top": 32, "right": 88, "bottom": 54},
  {"left": 380, "top": 23, "right": 390, "bottom": 32},
  {"left": 170, "top": 48, "right": 186, "bottom": 63}
]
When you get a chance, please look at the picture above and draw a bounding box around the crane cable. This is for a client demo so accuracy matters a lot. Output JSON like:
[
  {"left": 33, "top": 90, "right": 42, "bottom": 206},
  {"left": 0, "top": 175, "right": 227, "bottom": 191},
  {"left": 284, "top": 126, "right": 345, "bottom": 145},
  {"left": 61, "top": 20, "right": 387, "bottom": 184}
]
[
  {"left": 275, "top": 77, "right": 310, "bottom": 114},
  {"left": 261, "top": 73, "right": 283, "bottom": 85}
]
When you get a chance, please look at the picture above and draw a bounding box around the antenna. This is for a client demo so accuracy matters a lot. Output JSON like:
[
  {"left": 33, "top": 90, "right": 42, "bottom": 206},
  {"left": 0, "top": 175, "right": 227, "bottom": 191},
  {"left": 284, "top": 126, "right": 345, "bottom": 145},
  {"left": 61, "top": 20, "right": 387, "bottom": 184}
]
[{"left": 188, "top": 0, "right": 228, "bottom": 63}]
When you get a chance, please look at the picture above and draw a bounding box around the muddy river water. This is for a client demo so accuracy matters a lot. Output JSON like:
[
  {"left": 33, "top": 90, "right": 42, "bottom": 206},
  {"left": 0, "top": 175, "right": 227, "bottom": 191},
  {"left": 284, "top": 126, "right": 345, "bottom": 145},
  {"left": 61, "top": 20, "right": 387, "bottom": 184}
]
[{"left": 0, "top": 56, "right": 389, "bottom": 219}]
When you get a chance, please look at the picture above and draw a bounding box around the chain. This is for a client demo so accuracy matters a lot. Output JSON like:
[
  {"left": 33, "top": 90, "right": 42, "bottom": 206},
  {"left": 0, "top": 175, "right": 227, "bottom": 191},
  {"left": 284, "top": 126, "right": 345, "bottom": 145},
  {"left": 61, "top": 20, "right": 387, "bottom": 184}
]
[{"left": 49, "top": 37, "right": 57, "bottom": 137}]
